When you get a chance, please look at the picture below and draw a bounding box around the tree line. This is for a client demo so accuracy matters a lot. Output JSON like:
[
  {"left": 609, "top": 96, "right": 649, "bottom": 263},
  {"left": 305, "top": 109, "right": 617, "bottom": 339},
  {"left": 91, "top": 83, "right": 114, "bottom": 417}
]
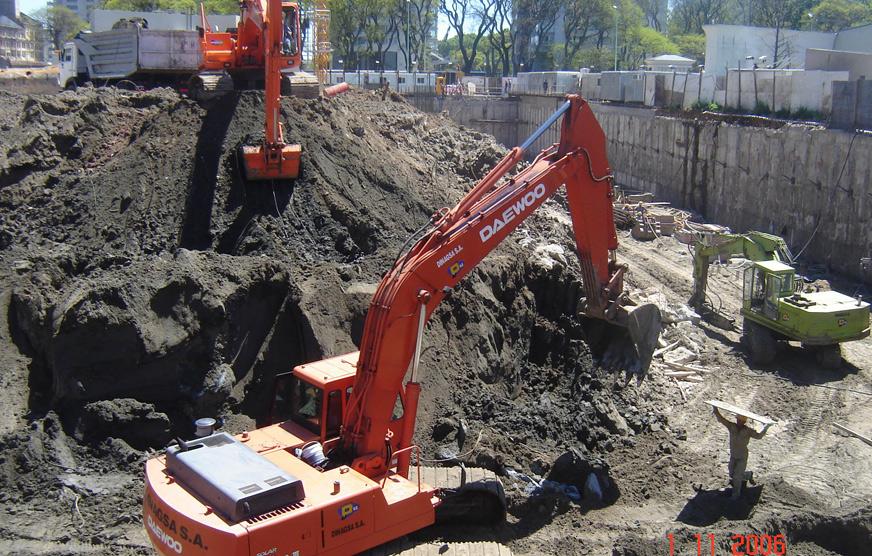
[
  {"left": 33, "top": 0, "right": 872, "bottom": 69},
  {"left": 332, "top": 0, "right": 872, "bottom": 74}
]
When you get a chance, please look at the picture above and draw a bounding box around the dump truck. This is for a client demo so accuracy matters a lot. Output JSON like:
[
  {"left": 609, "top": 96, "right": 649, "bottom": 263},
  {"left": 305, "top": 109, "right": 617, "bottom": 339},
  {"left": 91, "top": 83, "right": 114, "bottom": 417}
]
[{"left": 58, "top": 27, "right": 202, "bottom": 90}]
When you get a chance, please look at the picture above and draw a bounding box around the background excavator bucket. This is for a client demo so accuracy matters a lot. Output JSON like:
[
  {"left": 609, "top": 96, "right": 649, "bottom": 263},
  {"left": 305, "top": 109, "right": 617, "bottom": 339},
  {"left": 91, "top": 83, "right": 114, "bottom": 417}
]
[
  {"left": 241, "top": 143, "right": 301, "bottom": 181},
  {"left": 597, "top": 303, "right": 663, "bottom": 379}
]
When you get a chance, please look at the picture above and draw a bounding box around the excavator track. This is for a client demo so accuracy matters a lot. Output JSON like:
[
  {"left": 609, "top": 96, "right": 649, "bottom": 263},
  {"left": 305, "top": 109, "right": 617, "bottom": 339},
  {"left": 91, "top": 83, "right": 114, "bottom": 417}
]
[
  {"left": 188, "top": 71, "right": 235, "bottom": 101},
  {"left": 362, "top": 467, "right": 510, "bottom": 555},
  {"left": 281, "top": 71, "right": 320, "bottom": 98},
  {"left": 365, "top": 540, "right": 513, "bottom": 556}
]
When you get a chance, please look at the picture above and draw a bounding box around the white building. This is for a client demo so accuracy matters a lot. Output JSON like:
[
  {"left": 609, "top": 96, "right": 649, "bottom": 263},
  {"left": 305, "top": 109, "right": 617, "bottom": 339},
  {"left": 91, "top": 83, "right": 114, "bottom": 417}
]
[
  {"left": 703, "top": 24, "right": 872, "bottom": 77},
  {"left": 645, "top": 54, "right": 695, "bottom": 72}
]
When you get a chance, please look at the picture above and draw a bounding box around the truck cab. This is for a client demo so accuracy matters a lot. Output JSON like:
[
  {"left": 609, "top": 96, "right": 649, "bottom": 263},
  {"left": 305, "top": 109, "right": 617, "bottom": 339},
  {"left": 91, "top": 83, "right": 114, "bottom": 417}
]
[{"left": 59, "top": 41, "right": 86, "bottom": 89}]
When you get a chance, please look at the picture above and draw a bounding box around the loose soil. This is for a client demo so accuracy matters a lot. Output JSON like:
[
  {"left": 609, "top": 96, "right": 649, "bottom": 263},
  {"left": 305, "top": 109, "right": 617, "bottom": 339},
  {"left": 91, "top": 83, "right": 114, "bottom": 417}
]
[{"left": 0, "top": 87, "right": 869, "bottom": 555}]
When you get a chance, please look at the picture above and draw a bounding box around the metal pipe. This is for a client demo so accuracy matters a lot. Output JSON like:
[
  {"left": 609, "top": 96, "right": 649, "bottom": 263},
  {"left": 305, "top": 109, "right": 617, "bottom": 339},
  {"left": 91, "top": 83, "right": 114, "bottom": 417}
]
[
  {"left": 409, "top": 299, "right": 426, "bottom": 382},
  {"left": 520, "top": 99, "right": 571, "bottom": 153}
]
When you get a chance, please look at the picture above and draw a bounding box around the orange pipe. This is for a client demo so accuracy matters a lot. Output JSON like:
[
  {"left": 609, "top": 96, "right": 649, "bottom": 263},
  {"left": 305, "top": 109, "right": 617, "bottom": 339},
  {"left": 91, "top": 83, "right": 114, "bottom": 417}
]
[{"left": 323, "top": 82, "right": 350, "bottom": 97}]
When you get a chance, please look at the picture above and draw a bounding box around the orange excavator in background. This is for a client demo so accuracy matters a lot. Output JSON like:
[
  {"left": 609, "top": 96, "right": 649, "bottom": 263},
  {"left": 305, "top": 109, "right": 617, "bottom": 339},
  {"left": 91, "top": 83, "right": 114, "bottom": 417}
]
[
  {"left": 194, "top": 0, "right": 310, "bottom": 179},
  {"left": 143, "top": 95, "right": 662, "bottom": 555}
]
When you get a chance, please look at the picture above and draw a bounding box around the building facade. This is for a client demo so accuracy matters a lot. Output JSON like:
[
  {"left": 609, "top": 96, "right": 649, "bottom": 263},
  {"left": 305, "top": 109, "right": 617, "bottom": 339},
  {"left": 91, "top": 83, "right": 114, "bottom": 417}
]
[
  {"left": 0, "top": 13, "right": 46, "bottom": 65},
  {"left": 703, "top": 24, "right": 872, "bottom": 77}
]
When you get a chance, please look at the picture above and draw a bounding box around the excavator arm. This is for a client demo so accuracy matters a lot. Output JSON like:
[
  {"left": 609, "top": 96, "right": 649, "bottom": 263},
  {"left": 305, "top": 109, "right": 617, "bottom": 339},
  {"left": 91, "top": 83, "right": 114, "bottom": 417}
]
[
  {"left": 342, "top": 96, "right": 661, "bottom": 478},
  {"left": 690, "top": 231, "right": 791, "bottom": 309}
]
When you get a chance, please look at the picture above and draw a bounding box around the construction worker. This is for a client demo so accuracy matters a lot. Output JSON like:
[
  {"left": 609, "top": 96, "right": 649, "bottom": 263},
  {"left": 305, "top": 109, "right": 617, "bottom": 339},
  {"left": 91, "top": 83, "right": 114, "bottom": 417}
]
[{"left": 714, "top": 408, "right": 772, "bottom": 499}]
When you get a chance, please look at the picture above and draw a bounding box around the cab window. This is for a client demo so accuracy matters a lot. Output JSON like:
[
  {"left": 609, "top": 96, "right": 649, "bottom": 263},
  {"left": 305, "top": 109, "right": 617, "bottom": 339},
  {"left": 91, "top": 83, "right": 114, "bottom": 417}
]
[{"left": 291, "top": 378, "right": 322, "bottom": 434}]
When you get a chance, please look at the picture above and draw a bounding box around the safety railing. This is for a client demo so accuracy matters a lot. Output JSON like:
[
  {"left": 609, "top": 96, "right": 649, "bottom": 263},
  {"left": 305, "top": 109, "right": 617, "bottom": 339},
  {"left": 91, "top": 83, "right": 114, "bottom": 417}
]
[{"left": 382, "top": 444, "right": 422, "bottom": 492}]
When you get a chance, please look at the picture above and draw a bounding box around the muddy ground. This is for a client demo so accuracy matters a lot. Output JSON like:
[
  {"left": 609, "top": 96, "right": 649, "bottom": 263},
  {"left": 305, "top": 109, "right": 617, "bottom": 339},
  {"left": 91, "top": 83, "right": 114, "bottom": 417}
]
[{"left": 0, "top": 87, "right": 870, "bottom": 555}]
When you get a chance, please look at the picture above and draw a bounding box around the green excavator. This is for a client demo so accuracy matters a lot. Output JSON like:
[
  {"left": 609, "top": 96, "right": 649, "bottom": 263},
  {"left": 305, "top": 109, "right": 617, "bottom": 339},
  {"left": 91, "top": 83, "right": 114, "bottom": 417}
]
[{"left": 690, "top": 231, "right": 869, "bottom": 368}]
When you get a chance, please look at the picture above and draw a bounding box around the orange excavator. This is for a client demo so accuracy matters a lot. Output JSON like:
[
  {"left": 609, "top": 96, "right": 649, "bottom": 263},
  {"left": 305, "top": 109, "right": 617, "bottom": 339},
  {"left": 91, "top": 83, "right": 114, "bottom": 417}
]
[
  {"left": 143, "top": 95, "right": 661, "bottom": 555},
  {"left": 194, "top": 0, "right": 307, "bottom": 179}
]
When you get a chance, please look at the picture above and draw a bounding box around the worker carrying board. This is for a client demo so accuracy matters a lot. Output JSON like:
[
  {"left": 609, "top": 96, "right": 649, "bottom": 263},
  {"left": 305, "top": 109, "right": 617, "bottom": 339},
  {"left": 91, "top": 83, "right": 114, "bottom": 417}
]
[{"left": 707, "top": 399, "right": 774, "bottom": 500}]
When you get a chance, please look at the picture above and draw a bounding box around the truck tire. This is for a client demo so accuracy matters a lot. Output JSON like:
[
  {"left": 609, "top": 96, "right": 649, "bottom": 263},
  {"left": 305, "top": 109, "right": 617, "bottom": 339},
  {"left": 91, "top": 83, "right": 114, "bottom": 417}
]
[
  {"left": 743, "top": 320, "right": 776, "bottom": 365},
  {"left": 815, "top": 345, "right": 842, "bottom": 369}
]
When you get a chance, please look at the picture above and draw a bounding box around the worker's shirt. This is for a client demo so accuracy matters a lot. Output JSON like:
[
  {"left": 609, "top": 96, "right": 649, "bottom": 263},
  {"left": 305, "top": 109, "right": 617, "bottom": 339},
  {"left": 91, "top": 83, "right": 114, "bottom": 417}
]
[{"left": 717, "top": 415, "right": 765, "bottom": 459}]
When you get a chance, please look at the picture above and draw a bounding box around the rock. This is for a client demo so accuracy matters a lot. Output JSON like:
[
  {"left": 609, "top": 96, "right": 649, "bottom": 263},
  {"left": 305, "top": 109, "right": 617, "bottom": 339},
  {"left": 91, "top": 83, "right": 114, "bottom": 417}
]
[
  {"left": 548, "top": 447, "right": 617, "bottom": 506},
  {"left": 432, "top": 417, "right": 457, "bottom": 441},
  {"left": 75, "top": 399, "right": 170, "bottom": 450}
]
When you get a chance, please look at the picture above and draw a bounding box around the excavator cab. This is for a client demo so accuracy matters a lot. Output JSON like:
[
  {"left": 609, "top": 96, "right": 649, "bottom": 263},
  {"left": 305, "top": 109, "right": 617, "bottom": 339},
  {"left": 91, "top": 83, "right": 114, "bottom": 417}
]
[
  {"left": 268, "top": 355, "right": 356, "bottom": 445},
  {"left": 742, "top": 260, "right": 795, "bottom": 319}
]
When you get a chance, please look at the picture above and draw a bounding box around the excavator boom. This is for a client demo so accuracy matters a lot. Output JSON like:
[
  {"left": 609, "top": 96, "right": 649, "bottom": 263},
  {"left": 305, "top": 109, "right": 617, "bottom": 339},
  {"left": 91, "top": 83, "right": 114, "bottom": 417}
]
[
  {"left": 342, "top": 96, "right": 660, "bottom": 476},
  {"left": 690, "top": 231, "right": 790, "bottom": 309}
]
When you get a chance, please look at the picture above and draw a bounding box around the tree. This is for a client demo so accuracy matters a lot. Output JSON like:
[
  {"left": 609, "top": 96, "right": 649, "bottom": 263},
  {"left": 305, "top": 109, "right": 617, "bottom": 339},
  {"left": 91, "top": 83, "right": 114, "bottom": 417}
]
[
  {"left": 673, "top": 33, "right": 706, "bottom": 63},
  {"left": 486, "top": 0, "right": 513, "bottom": 75},
  {"left": 807, "top": 0, "right": 872, "bottom": 31},
  {"left": 328, "top": 0, "right": 368, "bottom": 68},
  {"left": 668, "top": 0, "right": 731, "bottom": 35},
  {"left": 558, "top": 0, "right": 612, "bottom": 70},
  {"left": 624, "top": 26, "right": 678, "bottom": 68},
  {"left": 363, "top": 0, "right": 400, "bottom": 70},
  {"left": 405, "top": 0, "right": 438, "bottom": 70},
  {"left": 614, "top": 0, "right": 645, "bottom": 70},
  {"left": 637, "top": 0, "right": 667, "bottom": 30},
  {"left": 752, "top": 0, "right": 817, "bottom": 29},
  {"left": 512, "top": 0, "right": 560, "bottom": 71},
  {"left": 751, "top": 0, "right": 817, "bottom": 65},
  {"left": 100, "top": 0, "right": 237, "bottom": 14},
  {"left": 440, "top": 0, "right": 497, "bottom": 73},
  {"left": 35, "top": 5, "right": 89, "bottom": 49}
]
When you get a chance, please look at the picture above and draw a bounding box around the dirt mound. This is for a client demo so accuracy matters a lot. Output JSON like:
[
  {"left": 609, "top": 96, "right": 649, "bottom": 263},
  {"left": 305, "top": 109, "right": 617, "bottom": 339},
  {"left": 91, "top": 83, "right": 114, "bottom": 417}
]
[{"left": 0, "top": 86, "right": 636, "bottom": 552}]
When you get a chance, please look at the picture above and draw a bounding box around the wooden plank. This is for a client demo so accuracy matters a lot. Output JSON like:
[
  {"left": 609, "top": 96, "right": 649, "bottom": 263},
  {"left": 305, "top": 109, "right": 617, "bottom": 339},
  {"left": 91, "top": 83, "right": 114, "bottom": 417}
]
[
  {"left": 833, "top": 423, "right": 872, "bottom": 447},
  {"left": 705, "top": 399, "right": 774, "bottom": 425},
  {"left": 663, "top": 360, "right": 711, "bottom": 373}
]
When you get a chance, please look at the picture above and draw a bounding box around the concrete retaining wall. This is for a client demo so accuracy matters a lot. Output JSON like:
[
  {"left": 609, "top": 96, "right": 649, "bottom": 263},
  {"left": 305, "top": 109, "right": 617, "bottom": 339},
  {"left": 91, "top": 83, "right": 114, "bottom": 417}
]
[
  {"left": 593, "top": 103, "right": 872, "bottom": 281},
  {"left": 406, "top": 94, "right": 872, "bottom": 281}
]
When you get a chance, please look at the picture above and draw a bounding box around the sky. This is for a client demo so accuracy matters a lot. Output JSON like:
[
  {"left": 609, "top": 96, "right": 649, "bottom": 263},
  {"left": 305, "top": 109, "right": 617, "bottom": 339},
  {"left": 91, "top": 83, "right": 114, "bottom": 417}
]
[{"left": 19, "top": 0, "right": 48, "bottom": 16}]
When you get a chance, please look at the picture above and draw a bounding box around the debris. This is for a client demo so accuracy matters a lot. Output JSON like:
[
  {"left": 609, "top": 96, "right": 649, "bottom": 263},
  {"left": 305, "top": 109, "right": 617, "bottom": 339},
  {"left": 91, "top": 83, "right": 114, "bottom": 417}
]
[
  {"left": 705, "top": 400, "right": 774, "bottom": 425},
  {"left": 662, "top": 346, "right": 698, "bottom": 365},
  {"left": 833, "top": 423, "right": 872, "bottom": 447},
  {"left": 653, "top": 340, "right": 681, "bottom": 358},
  {"left": 661, "top": 360, "right": 711, "bottom": 374}
]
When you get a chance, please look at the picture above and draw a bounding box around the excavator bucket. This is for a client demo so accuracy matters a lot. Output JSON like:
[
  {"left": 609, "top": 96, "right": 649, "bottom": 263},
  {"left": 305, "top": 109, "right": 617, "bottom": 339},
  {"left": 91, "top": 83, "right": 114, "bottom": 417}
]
[
  {"left": 241, "top": 143, "right": 301, "bottom": 181},
  {"left": 598, "top": 303, "right": 663, "bottom": 379},
  {"left": 626, "top": 303, "right": 663, "bottom": 375}
]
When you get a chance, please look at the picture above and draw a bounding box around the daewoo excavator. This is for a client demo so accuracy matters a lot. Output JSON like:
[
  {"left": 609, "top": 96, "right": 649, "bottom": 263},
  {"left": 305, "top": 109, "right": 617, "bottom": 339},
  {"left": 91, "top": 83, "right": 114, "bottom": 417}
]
[
  {"left": 193, "top": 0, "right": 310, "bottom": 179},
  {"left": 690, "top": 231, "right": 869, "bottom": 367},
  {"left": 143, "top": 95, "right": 662, "bottom": 556}
]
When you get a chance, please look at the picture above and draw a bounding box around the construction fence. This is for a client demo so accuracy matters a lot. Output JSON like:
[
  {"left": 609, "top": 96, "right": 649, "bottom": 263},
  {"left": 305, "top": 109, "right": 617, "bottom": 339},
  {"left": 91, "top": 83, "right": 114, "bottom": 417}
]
[{"left": 506, "top": 70, "right": 871, "bottom": 130}]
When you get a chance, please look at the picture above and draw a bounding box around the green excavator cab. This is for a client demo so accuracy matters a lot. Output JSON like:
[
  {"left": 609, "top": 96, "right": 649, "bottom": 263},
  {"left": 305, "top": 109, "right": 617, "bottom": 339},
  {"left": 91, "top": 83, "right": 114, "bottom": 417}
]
[{"left": 740, "top": 260, "right": 870, "bottom": 367}]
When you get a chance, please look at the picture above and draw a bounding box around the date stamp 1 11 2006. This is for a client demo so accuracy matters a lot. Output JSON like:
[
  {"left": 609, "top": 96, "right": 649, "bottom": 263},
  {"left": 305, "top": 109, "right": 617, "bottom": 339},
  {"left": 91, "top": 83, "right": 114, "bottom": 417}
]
[{"left": 666, "top": 532, "right": 788, "bottom": 556}]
